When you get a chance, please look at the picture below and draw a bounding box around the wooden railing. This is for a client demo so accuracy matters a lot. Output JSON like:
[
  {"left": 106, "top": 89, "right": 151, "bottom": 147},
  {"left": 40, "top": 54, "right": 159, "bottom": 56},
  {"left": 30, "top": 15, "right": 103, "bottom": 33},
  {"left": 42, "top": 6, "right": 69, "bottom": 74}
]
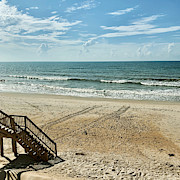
[
  {"left": 10, "top": 115, "right": 57, "bottom": 157},
  {"left": 0, "top": 110, "right": 13, "bottom": 129},
  {"left": 0, "top": 110, "right": 57, "bottom": 157}
]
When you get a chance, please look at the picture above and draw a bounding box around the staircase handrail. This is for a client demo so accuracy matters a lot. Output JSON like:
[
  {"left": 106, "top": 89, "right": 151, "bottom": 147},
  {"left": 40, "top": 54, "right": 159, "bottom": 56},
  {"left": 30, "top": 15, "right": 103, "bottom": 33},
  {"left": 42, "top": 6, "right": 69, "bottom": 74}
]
[
  {"left": 0, "top": 110, "right": 14, "bottom": 129},
  {"left": 10, "top": 115, "right": 57, "bottom": 157},
  {"left": 0, "top": 110, "right": 57, "bottom": 157},
  {"left": 0, "top": 110, "right": 9, "bottom": 117}
]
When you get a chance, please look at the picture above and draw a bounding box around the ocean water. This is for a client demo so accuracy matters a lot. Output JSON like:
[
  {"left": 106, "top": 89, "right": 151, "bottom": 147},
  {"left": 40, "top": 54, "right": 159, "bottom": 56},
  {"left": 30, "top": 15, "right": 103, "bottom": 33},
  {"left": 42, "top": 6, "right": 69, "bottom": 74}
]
[{"left": 0, "top": 62, "right": 179, "bottom": 101}]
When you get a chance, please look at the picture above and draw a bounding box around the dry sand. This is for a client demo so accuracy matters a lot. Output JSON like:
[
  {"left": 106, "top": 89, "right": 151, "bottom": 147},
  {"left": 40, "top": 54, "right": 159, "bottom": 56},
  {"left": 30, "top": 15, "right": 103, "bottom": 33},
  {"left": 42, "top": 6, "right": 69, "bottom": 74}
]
[{"left": 0, "top": 92, "right": 180, "bottom": 179}]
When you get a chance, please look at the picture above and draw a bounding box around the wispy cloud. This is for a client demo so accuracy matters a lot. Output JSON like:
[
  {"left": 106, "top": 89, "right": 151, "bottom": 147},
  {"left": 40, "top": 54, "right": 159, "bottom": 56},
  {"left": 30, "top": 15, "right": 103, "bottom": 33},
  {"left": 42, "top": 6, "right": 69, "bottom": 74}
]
[
  {"left": 0, "top": 0, "right": 81, "bottom": 44},
  {"left": 26, "top": 7, "right": 39, "bottom": 11},
  {"left": 168, "top": 43, "right": 174, "bottom": 53},
  {"left": 51, "top": 11, "right": 58, "bottom": 14},
  {"left": 82, "top": 14, "right": 180, "bottom": 51},
  {"left": 101, "top": 15, "right": 162, "bottom": 32},
  {"left": 100, "top": 15, "right": 180, "bottom": 38},
  {"left": 65, "top": 0, "right": 96, "bottom": 13},
  {"left": 108, "top": 6, "right": 138, "bottom": 16},
  {"left": 132, "top": 15, "right": 164, "bottom": 25},
  {"left": 137, "top": 44, "right": 152, "bottom": 57},
  {"left": 79, "top": 33, "right": 96, "bottom": 37},
  {"left": 37, "top": 43, "right": 49, "bottom": 55}
]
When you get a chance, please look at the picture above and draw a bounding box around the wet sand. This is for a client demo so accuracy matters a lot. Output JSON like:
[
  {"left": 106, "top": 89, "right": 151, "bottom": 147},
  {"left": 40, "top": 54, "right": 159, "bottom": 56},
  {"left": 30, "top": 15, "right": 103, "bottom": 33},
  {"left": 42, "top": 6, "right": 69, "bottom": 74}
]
[{"left": 0, "top": 92, "right": 180, "bottom": 179}]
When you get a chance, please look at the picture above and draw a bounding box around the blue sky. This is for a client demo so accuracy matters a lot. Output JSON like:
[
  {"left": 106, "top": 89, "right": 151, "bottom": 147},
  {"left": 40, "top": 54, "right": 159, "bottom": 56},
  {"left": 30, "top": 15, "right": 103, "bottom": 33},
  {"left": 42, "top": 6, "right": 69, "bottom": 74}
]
[{"left": 0, "top": 0, "right": 180, "bottom": 61}]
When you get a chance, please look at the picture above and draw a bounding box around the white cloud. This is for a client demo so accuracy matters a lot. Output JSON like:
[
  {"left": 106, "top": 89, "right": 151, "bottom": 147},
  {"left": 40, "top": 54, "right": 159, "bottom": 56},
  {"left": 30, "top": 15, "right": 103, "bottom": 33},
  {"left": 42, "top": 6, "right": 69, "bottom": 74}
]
[
  {"left": 51, "top": 11, "right": 57, "bottom": 14},
  {"left": 0, "top": 0, "right": 81, "bottom": 44},
  {"left": 100, "top": 15, "right": 180, "bottom": 38},
  {"left": 137, "top": 44, "right": 152, "bottom": 57},
  {"left": 132, "top": 15, "right": 164, "bottom": 25},
  {"left": 66, "top": 0, "right": 96, "bottom": 13},
  {"left": 79, "top": 33, "right": 96, "bottom": 37},
  {"left": 101, "top": 15, "right": 162, "bottom": 33},
  {"left": 37, "top": 43, "right": 49, "bottom": 55},
  {"left": 79, "top": 42, "right": 180, "bottom": 61},
  {"left": 108, "top": 6, "right": 138, "bottom": 16},
  {"left": 100, "top": 27, "right": 180, "bottom": 38},
  {"left": 168, "top": 43, "right": 174, "bottom": 54},
  {"left": 82, "top": 14, "right": 180, "bottom": 54},
  {"left": 101, "top": 24, "right": 155, "bottom": 32},
  {"left": 1, "top": 41, "right": 180, "bottom": 61},
  {"left": 26, "top": 7, "right": 39, "bottom": 11},
  {"left": 82, "top": 37, "right": 97, "bottom": 52}
]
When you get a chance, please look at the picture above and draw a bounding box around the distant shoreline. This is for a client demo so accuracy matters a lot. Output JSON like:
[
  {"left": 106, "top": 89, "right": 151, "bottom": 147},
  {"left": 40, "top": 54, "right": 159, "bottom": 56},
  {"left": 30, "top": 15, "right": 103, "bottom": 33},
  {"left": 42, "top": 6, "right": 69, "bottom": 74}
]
[
  {"left": 0, "top": 91, "right": 179, "bottom": 104},
  {"left": 0, "top": 60, "right": 180, "bottom": 63}
]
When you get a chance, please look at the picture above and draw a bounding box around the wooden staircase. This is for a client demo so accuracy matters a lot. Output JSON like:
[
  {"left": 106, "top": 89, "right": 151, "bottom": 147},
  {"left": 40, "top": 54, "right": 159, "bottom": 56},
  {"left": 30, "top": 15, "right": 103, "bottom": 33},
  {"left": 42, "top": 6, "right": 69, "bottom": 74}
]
[{"left": 0, "top": 110, "right": 57, "bottom": 162}]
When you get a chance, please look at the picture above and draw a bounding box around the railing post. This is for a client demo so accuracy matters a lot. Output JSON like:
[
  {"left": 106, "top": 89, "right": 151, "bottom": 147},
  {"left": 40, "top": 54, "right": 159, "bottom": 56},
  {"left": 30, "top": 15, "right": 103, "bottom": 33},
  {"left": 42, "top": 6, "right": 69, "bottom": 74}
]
[
  {"left": 55, "top": 143, "right": 57, "bottom": 157},
  {"left": 10, "top": 117, "right": 16, "bottom": 132},
  {"left": 12, "top": 138, "right": 18, "bottom": 157},
  {"left": 8, "top": 114, "right": 57, "bottom": 158},
  {"left": 24, "top": 116, "right": 27, "bottom": 131},
  {"left": 0, "top": 136, "right": 4, "bottom": 156}
]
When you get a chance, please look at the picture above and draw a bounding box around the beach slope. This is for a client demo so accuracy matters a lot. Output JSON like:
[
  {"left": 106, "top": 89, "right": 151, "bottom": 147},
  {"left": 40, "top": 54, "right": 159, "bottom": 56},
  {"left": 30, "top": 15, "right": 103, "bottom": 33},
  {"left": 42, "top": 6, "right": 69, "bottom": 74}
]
[{"left": 0, "top": 92, "right": 180, "bottom": 179}]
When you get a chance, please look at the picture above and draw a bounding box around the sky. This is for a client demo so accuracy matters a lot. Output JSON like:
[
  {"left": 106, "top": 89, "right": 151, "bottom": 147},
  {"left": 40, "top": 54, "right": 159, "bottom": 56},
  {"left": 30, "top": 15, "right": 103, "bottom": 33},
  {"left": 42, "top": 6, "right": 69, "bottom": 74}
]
[{"left": 0, "top": 0, "right": 180, "bottom": 61}]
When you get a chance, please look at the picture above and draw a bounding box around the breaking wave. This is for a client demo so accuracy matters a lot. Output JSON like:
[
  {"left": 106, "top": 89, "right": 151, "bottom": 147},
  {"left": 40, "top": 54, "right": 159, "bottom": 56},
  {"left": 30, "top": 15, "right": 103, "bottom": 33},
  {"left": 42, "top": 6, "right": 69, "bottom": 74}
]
[
  {"left": 0, "top": 82, "right": 179, "bottom": 101},
  {"left": 9, "top": 75, "right": 180, "bottom": 87}
]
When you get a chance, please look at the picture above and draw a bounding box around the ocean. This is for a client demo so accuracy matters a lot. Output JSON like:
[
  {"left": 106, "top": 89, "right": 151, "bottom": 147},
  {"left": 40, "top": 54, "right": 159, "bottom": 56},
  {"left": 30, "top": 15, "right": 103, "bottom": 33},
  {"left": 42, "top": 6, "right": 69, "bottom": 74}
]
[{"left": 0, "top": 61, "right": 179, "bottom": 101}]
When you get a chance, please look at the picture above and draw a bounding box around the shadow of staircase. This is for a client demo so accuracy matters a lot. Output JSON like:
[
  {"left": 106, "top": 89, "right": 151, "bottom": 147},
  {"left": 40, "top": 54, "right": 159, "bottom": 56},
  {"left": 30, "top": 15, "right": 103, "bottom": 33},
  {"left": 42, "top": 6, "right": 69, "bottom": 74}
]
[
  {"left": 0, "top": 154, "right": 64, "bottom": 180},
  {"left": 0, "top": 109, "right": 64, "bottom": 179}
]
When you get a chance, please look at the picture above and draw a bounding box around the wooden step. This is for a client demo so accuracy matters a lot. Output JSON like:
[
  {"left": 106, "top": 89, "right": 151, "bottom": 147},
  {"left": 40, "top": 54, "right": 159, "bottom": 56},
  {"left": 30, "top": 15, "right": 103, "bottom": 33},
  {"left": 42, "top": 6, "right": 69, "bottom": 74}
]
[{"left": 0, "top": 110, "right": 56, "bottom": 162}]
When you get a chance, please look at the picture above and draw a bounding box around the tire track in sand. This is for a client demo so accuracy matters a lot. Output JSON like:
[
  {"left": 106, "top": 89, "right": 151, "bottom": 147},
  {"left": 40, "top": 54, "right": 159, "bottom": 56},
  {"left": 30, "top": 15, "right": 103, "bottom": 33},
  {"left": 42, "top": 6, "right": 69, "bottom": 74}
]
[
  {"left": 57, "top": 106, "right": 130, "bottom": 141},
  {"left": 42, "top": 105, "right": 101, "bottom": 131}
]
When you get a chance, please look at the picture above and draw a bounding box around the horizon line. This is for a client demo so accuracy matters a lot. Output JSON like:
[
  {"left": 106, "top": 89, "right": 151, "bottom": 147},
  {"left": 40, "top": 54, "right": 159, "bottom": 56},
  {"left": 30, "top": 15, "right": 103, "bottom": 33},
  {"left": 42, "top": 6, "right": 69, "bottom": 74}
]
[{"left": 0, "top": 60, "right": 180, "bottom": 63}]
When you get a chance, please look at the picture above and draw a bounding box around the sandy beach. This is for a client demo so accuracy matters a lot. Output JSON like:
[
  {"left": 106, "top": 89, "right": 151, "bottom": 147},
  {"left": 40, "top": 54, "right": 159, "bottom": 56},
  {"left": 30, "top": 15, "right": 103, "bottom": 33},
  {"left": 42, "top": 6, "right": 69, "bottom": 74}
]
[{"left": 0, "top": 92, "right": 180, "bottom": 179}]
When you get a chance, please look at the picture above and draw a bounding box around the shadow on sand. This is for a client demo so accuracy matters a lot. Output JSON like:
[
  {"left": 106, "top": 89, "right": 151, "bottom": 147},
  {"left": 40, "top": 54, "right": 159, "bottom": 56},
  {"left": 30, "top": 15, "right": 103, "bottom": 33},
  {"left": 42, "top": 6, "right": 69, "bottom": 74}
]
[{"left": 0, "top": 154, "right": 64, "bottom": 180}]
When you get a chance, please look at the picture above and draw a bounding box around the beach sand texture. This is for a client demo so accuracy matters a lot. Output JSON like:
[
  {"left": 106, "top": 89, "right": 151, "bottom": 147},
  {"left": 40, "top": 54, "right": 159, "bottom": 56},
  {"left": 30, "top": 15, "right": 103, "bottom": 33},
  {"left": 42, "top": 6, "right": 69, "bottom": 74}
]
[{"left": 0, "top": 92, "right": 180, "bottom": 179}]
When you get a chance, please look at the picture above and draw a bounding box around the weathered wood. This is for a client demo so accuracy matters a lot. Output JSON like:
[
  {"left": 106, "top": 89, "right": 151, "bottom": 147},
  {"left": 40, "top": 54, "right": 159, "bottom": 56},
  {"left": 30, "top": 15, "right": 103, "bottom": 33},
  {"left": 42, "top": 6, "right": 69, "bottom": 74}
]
[
  {"left": 12, "top": 138, "right": 17, "bottom": 157},
  {"left": 0, "top": 137, "right": 4, "bottom": 156},
  {"left": 0, "top": 110, "right": 57, "bottom": 161},
  {"left": 10, "top": 117, "right": 16, "bottom": 131}
]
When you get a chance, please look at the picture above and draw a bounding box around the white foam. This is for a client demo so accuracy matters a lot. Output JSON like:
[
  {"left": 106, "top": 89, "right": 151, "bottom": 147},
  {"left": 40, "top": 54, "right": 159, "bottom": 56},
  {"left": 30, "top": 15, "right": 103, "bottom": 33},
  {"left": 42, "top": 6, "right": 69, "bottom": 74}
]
[
  {"left": 101, "top": 79, "right": 128, "bottom": 84},
  {"left": 141, "top": 81, "right": 180, "bottom": 87},
  {"left": 9, "top": 75, "right": 68, "bottom": 81},
  {"left": 1, "top": 79, "right": 180, "bottom": 101}
]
